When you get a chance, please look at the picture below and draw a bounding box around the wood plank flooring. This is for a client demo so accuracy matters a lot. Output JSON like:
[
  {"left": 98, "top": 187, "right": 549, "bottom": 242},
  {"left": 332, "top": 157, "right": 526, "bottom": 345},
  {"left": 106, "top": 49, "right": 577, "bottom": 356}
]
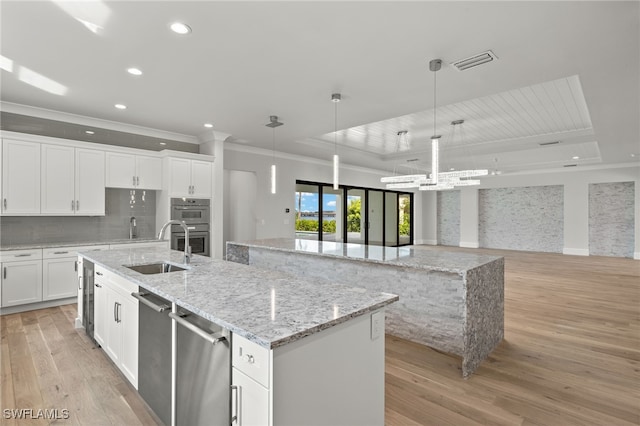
[{"left": 1, "top": 247, "right": 638, "bottom": 425}]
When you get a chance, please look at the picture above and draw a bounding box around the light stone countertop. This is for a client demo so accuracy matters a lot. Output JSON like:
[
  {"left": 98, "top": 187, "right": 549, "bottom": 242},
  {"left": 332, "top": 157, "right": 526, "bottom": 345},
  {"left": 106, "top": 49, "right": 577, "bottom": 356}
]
[
  {"left": 229, "top": 238, "right": 502, "bottom": 274},
  {"left": 79, "top": 246, "right": 398, "bottom": 349},
  {"left": 0, "top": 238, "right": 163, "bottom": 251}
]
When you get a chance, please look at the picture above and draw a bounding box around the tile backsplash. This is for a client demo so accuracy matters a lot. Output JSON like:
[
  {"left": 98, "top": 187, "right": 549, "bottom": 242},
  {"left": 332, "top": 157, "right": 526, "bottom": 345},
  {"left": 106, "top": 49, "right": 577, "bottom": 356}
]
[{"left": 0, "top": 189, "right": 156, "bottom": 246}]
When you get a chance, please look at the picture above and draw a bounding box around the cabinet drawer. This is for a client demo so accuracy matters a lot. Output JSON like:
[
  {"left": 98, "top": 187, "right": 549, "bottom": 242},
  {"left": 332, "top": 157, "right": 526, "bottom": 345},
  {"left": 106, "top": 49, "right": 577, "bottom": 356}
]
[
  {"left": 95, "top": 265, "right": 138, "bottom": 297},
  {"left": 232, "top": 333, "right": 271, "bottom": 388},
  {"left": 44, "top": 245, "right": 110, "bottom": 259},
  {"left": 0, "top": 249, "right": 43, "bottom": 262}
]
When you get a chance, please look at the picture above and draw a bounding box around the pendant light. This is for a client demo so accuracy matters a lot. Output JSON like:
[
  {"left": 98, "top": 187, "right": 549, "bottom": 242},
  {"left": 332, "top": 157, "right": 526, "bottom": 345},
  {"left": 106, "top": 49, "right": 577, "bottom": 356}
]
[
  {"left": 331, "top": 93, "right": 341, "bottom": 190},
  {"left": 265, "top": 115, "right": 283, "bottom": 194},
  {"left": 430, "top": 59, "right": 442, "bottom": 186}
]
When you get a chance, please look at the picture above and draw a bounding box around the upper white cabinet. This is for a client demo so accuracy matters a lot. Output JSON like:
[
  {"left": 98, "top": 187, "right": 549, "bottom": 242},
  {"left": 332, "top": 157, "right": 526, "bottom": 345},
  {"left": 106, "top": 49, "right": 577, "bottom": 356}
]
[
  {"left": 166, "top": 157, "right": 212, "bottom": 198},
  {"left": 41, "top": 144, "right": 105, "bottom": 215},
  {"left": 1, "top": 139, "right": 41, "bottom": 215},
  {"left": 106, "top": 152, "right": 161, "bottom": 190}
]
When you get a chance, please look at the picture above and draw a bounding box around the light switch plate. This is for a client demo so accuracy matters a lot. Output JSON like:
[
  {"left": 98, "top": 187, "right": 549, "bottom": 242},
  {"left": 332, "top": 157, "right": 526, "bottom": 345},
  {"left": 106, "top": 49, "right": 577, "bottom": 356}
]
[{"left": 370, "top": 311, "right": 383, "bottom": 340}]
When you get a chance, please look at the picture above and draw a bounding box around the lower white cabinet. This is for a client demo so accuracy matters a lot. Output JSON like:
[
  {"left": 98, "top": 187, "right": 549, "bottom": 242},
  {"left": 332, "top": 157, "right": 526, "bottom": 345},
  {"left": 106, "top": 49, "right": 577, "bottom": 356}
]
[
  {"left": 0, "top": 249, "right": 43, "bottom": 307},
  {"left": 42, "top": 248, "right": 79, "bottom": 301},
  {"left": 232, "top": 367, "right": 270, "bottom": 426},
  {"left": 94, "top": 265, "right": 138, "bottom": 388}
]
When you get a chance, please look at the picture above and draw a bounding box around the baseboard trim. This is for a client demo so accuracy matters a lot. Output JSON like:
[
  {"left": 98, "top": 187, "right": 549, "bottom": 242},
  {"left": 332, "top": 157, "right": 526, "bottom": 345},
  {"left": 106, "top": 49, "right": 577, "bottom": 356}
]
[
  {"left": 415, "top": 239, "right": 437, "bottom": 245},
  {"left": 563, "top": 248, "right": 589, "bottom": 256},
  {"left": 460, "top": 241, "right": 480, "bottom": 248},
  {"left": 0, "top": 297, "right": 76, "bottom": 316}
]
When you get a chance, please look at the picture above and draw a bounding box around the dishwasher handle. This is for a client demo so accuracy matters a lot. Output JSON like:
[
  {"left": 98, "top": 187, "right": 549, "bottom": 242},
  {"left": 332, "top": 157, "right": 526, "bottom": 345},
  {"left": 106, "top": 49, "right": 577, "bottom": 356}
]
[
  {"left": 131, "top": 292, "right": 170, "bottom": 312},
  {"left": 169, "top": 312, "right": 227, "bottom": 345}
]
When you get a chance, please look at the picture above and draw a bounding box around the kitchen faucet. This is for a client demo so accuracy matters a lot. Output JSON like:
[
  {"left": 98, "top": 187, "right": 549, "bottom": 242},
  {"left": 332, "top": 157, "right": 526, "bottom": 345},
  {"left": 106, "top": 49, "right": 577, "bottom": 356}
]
[
  {"left": 158, "top": 220, "right": 191, "bottom": 264},
  {"left": 129, "top": 216, "right": 137, "bottom": 239}
]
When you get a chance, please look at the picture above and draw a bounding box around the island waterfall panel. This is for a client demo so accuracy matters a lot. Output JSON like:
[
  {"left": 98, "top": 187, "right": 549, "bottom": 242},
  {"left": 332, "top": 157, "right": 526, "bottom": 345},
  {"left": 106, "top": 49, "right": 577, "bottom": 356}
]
[{"left": 227, "top": 239, "right": 504, "bottom": 378}]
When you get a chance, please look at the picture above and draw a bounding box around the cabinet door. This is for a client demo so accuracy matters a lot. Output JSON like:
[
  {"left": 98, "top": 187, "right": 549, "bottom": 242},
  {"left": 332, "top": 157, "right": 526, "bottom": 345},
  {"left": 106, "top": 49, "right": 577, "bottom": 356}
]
[
  {"left": 104, "top": 287, "right": 123, "bottom": 365},
  {"left": 105, "top": 152, "right": 136, "bottom": 188},
  {"left": 41, "top": 144, "right": 75, "bottom": 215},
  {"left": 136, "top": 156, "right": 162, "bottom": 190},
  {"left": 42, "top": 257, "right": 77, "bottom": 300},
  {"left": 1, "top": 260, "right": 43, "bottom": 307},
  {"left": 75, "top": 148, "right": 105, "bottom": 215},
  {"left": 232, "top": 368, "right": 270, "bottom": 426},
  {"left": 1, "top": 139, "right": 41, "bottom": 215},
  {"left": 168, "top": 157, "right": 192, "bottom": 196},
  {"left": 190, "top": 160, "right": 212, "bottom": 198},
  {"left": 120, "top": 295, "right": 138, "bottom": 388},
  {"left": 93, "top": 277, "right": 107, "bottom": 347}
]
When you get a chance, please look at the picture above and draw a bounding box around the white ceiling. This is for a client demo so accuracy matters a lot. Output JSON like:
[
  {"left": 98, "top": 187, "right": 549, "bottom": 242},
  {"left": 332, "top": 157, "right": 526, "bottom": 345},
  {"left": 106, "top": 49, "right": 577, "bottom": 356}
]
[{"left": 1, "top": 1, "right": 638, "bottom": 176}]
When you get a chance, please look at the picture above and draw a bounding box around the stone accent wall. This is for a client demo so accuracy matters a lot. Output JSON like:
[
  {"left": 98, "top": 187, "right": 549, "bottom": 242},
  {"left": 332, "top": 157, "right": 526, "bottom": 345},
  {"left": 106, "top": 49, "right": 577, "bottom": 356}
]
[
  {"left": 437, "top": 190, "right": 460, "bottom": 247},
  {"left": 478, "top": 185, "right": 564, "bottom": 253},
  {"left": 589, "top": 182, "right": 635, "bottom": 258}
]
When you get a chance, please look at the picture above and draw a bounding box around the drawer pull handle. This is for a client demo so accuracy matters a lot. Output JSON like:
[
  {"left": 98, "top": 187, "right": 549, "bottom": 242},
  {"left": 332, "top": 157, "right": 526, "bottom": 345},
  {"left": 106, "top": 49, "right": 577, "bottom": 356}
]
[
  {"left": 14, "top": 254, "right": 32, "bottom": 257},
  {"left": 95, "top": 283, "right": 102, "bottom": 288},
  {"left": 96, "top": 271, "right": 103, "bottom": 276},
  {"left": 245, "top": 354, "right": 255, "bottom": 364},
  {"left": 53, "top": 251, "right": 69, "bottom": 255},
  {"left": 3, "top": 267, "right": 6, "bottom": 279}
]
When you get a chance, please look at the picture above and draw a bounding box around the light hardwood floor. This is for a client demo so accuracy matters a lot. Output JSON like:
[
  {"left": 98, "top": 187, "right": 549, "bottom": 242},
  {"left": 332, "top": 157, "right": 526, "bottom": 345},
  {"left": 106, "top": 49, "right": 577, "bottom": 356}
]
[{"left": 1, "top": 247, "right": 639, "bottom": 425}]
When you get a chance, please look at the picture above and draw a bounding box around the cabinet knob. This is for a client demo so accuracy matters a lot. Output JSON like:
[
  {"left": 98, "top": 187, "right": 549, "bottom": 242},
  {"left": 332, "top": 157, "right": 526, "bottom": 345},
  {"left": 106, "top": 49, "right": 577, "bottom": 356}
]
[{"left": 245, "top": 354, "right": 255, "bottom": 364}]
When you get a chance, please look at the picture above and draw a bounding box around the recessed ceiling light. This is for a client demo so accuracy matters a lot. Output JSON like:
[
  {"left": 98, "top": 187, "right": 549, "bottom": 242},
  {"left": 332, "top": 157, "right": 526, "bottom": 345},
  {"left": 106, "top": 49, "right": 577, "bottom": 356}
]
[
  {"left": 204, "top": 123, "right": 213, "bottom": 128},
  {"left": 572, "top": 156, "right": 580, "bottom": 160},
  {"left": 127, "top": 67, "right": 142, "bottom": 76},
  {"left": 159, "top": 142, "right": 167, "bottom": 146},
  {"left": 85, "top": 130, "right": 95, "bottom": 135},
  {"left": 115, "top": 104, "right": 127, "bottom": 110},
  {"left": 170, "top": 22, "right": 191, "bottom": 35},
  {"left": 450, "top": 167, "right": 455, "bottom": 171}
]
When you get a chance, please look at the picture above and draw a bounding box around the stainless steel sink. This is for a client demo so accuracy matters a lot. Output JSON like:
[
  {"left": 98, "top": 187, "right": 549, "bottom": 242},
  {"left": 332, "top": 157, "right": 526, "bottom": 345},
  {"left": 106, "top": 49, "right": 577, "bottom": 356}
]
[{"left": 125, "top": 262, "right": 188, "bottom": 275}]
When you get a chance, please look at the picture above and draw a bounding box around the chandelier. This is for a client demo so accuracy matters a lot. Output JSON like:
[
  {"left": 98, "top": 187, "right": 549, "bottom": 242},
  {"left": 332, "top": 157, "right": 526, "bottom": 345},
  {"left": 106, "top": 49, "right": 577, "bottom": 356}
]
[{"left": 381, "top": 58, "right": 487, "bottom": 190}]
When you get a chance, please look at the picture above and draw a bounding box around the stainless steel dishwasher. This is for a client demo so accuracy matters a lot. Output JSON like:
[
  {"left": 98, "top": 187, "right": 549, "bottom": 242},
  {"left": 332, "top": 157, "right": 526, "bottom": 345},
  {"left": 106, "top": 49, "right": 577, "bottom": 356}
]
[
  {"left": 169, "top": 307, "right": 230, "bottom": 426},
  {"left": 132, "top": 290, "right": 172, "bottom": 426}
]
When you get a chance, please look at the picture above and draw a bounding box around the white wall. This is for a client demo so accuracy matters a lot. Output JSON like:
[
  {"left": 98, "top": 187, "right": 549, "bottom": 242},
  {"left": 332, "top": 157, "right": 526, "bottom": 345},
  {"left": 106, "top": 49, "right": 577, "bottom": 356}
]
[{"left": 223, "top": 146, "right": 388, "bottom": 240}]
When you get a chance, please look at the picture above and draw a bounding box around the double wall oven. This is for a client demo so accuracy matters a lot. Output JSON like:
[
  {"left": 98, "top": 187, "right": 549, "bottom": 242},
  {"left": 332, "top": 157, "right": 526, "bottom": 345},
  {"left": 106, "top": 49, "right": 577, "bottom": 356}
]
[{"left": 171, "top": 198, "right": 210, "bottom": 257}]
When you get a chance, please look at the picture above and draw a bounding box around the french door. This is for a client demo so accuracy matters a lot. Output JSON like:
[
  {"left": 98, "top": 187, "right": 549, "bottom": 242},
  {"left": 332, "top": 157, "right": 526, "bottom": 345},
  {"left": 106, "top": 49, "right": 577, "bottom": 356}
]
[{"left": 295, "top": 181, "right": 412, "bottom": 247}]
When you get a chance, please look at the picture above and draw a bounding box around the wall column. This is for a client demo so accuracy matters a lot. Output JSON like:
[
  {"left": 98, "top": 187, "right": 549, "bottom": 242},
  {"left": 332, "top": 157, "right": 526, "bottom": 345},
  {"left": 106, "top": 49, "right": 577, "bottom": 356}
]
[
  {"left": 563, "top": 180, "right": 589, "bottom": 256},
  {"left": 459, "top": 188, "right": 479, "bottom": 248},
  {"left": 416, "top": 191, "right": 437, "bottom": 245},
  {"left": 199, "top": 130, "right": 231, "bottom": 260}
]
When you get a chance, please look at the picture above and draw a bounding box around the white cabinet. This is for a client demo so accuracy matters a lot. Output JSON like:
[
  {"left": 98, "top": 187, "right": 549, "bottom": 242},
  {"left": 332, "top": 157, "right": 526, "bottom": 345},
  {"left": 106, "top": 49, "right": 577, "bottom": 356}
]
[
  {"left": 41, "top": 145, "right": 105, "bottom": 215},
  {"left": 166, "top": 157, "right": 212, "bottom": 197},
  {"left": 106, "top": 152, "right": 161, "bottom": 190},
  {"left": 0, "top": 249, "right": 43, "bottom": 307},
  {"left": 1, "top": 139, "right": 41, "bottom": 215},
  {"left": 42, "top": 248, "right": 79, "bottom": 301},
  {"left": 232, "top": 334, "right": 271, "bottom": 426},
  {"left": 94, "top": 265, "right": 139, "bottom": 388}
]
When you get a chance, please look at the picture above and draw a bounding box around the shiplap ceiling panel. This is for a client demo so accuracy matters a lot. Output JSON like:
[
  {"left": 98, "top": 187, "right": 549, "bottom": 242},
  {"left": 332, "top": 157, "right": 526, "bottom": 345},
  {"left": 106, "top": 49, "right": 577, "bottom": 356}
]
[{"left": 312, "top": 75, "right": 596, "bottom": 166}]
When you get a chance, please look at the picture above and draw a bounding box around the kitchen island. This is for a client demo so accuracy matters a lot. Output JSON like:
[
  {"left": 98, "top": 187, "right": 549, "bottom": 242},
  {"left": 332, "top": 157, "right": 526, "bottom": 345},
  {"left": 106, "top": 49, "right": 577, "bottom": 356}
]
[
  {"left": 227, "top": 238, "right": 504, "bottom": 378},
  {"left": 79, "top": 246, "right": 397, "bottom": 426}
]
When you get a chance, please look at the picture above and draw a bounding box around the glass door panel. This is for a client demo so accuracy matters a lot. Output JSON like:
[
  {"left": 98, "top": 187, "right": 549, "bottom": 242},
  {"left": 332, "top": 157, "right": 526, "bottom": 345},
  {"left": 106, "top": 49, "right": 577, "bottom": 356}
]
[
  {"left": 346, "top": 188, "right": 365, "bottom": 244},
  {"left": 321, "top": 185, "right": 343, "bottom": 242},
  {"left": 368, "top": 190, "right": 384, "bottom": 246},
  {"left": 295, "top": 183, "right": 320, "bottom": 240},
  {"left": 384, "top": 192, "right": 398, "bottom": 246},
  {"left": 398, "top": 194, "right": 412, "bottom": 245}
]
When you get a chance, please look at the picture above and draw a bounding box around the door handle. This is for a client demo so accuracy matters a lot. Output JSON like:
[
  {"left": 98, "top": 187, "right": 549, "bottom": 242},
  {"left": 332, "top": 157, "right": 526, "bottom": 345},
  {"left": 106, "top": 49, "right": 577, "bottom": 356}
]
[
  {"left": 231, "top": 385, "right": 240, "bottom": 424},
  {"left": 78, "top": 275, "right": 82, "bottom": 290},
  {"left": 169, "top": 312, "right": 227, "bottom": 344},
  {"left": 133, "top": 176, "right": 136, "bottom": 186},
  {"left": 72, "top": 200, "right": 75, "bottom": 211},
  {"left": 131, "top": 292, "right": 170, "bottom": 312},
  {"left": 3, "top": 198, "right": 6, "bottom": 210},
  {"left": 74, "top": 260, "right": 78, "bottom": 271},
  {"left": 136, "top": 176, "right": 140, "bottom": 186},
  {"left": 76, "top": 200, "right": 79, "bottom": 211},
  {"left": 3, "top": 267, "right": 6, "bottom": 279}
]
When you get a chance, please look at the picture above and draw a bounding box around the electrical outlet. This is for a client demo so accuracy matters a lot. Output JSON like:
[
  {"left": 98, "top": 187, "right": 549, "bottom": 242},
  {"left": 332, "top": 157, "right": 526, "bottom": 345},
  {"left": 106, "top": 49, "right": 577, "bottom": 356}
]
[{"left": 370, "top": 311, "right": 383, "bottom": 340}]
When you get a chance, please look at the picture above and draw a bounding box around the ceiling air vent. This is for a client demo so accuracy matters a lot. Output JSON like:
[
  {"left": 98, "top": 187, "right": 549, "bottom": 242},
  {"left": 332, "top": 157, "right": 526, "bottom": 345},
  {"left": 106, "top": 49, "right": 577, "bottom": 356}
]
[
  {"left": 539, "top": 141, "right": 561, "bottom": 146},
  {"left": 452, "top": 50, "right": 498, "bottom": 71},
  {"left": 406, "top": 158, "right": 419, "bottom": 163},
  {"left": 564, "top": 164, "right": 577, "bottom": 168}
]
